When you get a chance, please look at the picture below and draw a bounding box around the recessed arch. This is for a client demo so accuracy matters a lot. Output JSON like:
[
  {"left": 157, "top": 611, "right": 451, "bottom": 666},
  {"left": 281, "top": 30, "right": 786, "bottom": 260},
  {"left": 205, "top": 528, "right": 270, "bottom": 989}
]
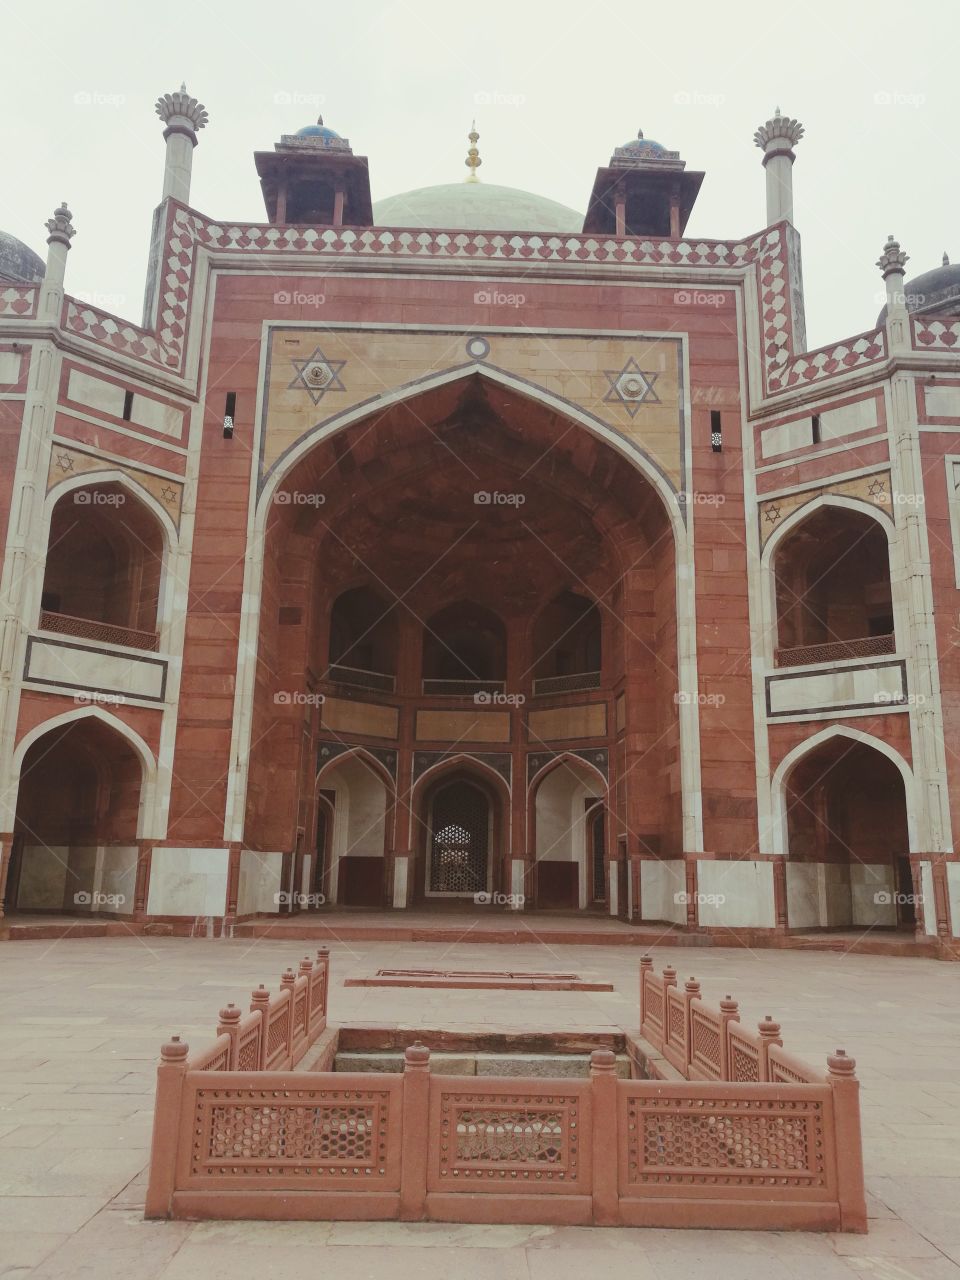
[{"left": 769, "top": 725, "right": 917, "bottom": 855}]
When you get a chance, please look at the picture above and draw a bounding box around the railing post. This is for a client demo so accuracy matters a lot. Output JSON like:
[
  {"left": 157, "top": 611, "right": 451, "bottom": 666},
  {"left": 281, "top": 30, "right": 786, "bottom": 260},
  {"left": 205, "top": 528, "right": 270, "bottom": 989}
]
[
  {"left": 590, "top": 1049, "right": 620, "bottom": 1226},
  {"left": 639, "top": 954, "right": 653, "bottom": 1028},
  {"left": 250, "top": 984, "right": 271, "bottom": 1068},
  {"left": 399, "top": 1042, "right": 431, "bottom": 1221},
  {"left": 316, "top": 946, "right": 330, "bottom": 1019},
  {"left": 757, "top": 1016, "right": 782, "bottom": 1082},
  {"left": 682, "top": 977, "right": 701, "bottom": 1076},
  {"left": 217, "top": 1003, "right": 242, "bottom": 1069},
  {"left": 298, "top": 956, "right": 314, "bottom": 1034},
  {"left": 827, "top": 1049, "right": 867, "bottom": 1233},
  {"left": 718, "top": 995, "right": 739, "bottom": 1080},
  {"left": 144, "top": 1036, "right": 188, "bottom": 1219},
  {"left": 280, "top": 967, "right": 297, "bottom": 1065}
]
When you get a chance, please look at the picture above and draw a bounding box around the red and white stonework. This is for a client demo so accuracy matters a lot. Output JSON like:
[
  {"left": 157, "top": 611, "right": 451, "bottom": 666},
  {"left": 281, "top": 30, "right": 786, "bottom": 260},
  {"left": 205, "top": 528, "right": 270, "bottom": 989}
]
[{"left": 1, "top": 96, "right": 959, "bottom": 952}]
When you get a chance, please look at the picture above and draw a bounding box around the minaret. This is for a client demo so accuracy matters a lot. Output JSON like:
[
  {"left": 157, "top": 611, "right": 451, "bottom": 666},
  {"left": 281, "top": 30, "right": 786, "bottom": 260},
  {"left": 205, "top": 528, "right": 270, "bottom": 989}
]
[
  {"left": 753, "top": 108, "right": 804, "bottom": 226},
  {"left": 39, "top": 202, "right": 75, "bottom": 323},
  {"left": 877, "top": 233, "right": 910, "bottom": 354},
  {"left": 464, "top": 122, "right": 481, "bottom": 183},
  {"left": 154, "top": 83, "right": 209, "bottom": 204}
]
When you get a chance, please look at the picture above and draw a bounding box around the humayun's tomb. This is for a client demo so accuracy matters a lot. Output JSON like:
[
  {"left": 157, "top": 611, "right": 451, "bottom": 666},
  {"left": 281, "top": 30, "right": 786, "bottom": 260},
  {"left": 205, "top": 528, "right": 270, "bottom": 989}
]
[{"left": 1, "top": 88, "right": 959, "bottom": 956}]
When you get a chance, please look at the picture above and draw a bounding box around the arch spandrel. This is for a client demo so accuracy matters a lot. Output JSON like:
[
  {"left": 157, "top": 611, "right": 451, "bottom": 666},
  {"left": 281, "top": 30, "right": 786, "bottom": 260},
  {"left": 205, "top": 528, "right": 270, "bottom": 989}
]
[{"left": 258, "top": 325, "right": 687, "bottom": 506}]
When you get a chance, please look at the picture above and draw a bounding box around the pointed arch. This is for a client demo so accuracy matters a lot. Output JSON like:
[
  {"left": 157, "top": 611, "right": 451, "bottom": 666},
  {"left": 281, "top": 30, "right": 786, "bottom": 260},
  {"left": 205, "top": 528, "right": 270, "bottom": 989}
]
[{"left": 769, "top": 725, "right": 917, "bottom": 854}]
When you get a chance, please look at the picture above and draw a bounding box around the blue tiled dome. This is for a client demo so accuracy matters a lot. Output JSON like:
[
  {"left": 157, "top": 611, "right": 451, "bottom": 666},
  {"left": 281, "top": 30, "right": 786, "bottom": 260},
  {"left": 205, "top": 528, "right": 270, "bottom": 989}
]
[
  {"left": 620, "top": 132, "right": 667, "bottom": 157},
  {"left": 296, "top": 123, "right": 342, "bottom": 141}
]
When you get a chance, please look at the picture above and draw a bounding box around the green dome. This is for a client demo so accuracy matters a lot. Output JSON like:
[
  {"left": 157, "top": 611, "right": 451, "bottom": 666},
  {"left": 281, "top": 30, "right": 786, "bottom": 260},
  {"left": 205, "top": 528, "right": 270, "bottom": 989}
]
[{"left": 372, "top": 182, "right": 583, "bottom": 233}]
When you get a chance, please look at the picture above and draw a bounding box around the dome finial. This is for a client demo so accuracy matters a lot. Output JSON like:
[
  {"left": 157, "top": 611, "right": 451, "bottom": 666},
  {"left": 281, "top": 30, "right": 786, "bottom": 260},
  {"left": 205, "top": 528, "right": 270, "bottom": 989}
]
[
  {"left": 944, "top": 251, "right": 951, "bottom": 267},
  {"left": 464, "top": 120, "right": 481, "bottom": 183}
]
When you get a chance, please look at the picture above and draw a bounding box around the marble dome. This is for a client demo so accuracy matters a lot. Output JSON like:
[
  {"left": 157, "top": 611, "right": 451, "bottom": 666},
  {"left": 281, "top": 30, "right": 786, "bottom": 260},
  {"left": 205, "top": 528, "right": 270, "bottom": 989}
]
[
  {"left": 372, "top": 182, "right": 583, "bottom": 233},
  {"left": 0, "top": 230, "right": 44, "bottom": 283}
]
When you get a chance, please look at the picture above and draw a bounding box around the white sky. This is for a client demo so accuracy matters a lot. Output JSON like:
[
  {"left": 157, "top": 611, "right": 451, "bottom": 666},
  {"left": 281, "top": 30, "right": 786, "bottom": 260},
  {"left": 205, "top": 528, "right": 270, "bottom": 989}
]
[{"left": 1, "top": 0, "right": 956, "bottom": 347}]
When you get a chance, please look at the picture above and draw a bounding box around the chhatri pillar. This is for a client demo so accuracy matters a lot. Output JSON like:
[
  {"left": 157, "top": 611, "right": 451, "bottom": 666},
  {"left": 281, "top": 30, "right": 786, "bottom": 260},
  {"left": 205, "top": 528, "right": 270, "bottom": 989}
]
[
  {"left": 154, "top": 84, "right": 209, "bottom": 204},
  {"left": 753, "top": 108, "right": 804, "bottom": 227}
]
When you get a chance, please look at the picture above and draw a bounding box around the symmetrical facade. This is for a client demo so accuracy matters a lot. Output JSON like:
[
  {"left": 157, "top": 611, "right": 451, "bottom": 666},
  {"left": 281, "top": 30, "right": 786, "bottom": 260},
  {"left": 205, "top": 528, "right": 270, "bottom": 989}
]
[{"left": 1, "top": 94, "right": 959, "bottom": 948}]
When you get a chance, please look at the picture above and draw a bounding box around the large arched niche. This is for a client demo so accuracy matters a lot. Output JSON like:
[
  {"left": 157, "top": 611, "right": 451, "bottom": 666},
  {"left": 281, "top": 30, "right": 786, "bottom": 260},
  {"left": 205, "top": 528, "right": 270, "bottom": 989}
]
[{"left": 241, "top": 372, "right": 684, "bottom": 884}]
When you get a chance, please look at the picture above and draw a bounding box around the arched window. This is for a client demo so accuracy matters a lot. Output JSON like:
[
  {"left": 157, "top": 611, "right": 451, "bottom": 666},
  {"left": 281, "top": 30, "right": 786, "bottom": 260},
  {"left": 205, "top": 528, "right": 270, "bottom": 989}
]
[
  {"left": 532, "top": 591, "right": 601, "bottom": 693},
  {"left": 427, "top": 779, "right": 491, "bottom": 896},
  {"left": 40, "top": 482, "right": 165, "bottom": 649},
  {"left": 772, "top": 507, "right": 893, "bottom": 666},
  {"left": 422, "top": 601, "right": 506, "bottom": 694},
  {"left": 327, "top": 586, "right": 397, "bottom": 691}
]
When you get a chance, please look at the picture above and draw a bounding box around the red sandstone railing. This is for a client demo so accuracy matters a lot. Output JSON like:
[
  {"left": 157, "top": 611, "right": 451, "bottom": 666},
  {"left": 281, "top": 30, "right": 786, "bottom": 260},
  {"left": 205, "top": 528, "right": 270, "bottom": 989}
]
[
  {"left": 39, "top": 609, "right": 160, "bottom": 652},
  {"left": 774, "top": 632, "right": 895, "bottom": 668},
  {"left": 145, "top": 953, "right": 865, "bottom": 1232}
]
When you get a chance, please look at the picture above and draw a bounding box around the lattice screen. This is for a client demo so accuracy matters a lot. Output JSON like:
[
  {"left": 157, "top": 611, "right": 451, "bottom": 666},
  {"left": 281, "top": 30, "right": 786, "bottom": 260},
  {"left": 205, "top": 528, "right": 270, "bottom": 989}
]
[{"left": 429, "top": 782, "right": 490, "bottom": 894}]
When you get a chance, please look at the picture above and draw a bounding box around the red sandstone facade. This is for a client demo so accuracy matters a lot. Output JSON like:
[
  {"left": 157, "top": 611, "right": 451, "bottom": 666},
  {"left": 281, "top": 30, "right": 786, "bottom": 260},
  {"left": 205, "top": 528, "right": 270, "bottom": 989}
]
[{"left": 1, "top": 97, "right": 958, "bottom": 949}]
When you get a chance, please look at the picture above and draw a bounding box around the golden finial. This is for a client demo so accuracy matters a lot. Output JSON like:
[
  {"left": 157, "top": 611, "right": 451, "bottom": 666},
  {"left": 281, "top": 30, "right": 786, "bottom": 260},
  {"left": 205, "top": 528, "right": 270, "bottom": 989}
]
[{"left": 465, "top": 120, "right": 481, "bottom": 182}]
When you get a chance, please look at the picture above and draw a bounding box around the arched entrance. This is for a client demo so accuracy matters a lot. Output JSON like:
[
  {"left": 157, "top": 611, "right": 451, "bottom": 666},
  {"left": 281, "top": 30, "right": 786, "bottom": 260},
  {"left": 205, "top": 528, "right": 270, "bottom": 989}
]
[
  {"left": 531, "top": 756, "right": 607, "bottom": 910},
  {"left": 241, "top": 372, "right": 687, "bottom": 913},
  {"left": 780, "top": 734, "right": 915, "bottom": 930},
  {"left": 7, "top": 715, "right": 146, "bottom": 916},
  {"left": 315, "top": 753, "right": 391, "bottom": 907}
]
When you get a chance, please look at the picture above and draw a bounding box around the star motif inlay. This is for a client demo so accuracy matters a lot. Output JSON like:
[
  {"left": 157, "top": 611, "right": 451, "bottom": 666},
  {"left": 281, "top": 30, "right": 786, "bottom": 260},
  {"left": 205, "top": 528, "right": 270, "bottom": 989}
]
[
  {"left": 288, "top": 348, "right": 346, "bottom": 405},
  {"left": 160, "top": 485, "right": 178, "bottom": 505},
  {"left": 54, "top": 451, "right": 75, "bottom": 473},
  {"left": 867, "top": 479, "right": 887, "bottom": 500},
  {"left": 602, "top": 356, "right": 660, "bottom": 418},
  {"left": 763, "top": 504, "right": 782, "bottom": 524}
]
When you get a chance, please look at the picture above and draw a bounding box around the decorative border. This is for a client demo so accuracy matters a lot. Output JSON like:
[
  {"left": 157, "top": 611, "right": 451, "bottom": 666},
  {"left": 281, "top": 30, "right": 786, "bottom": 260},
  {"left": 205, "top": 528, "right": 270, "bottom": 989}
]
[
  {"left": 0, "top": 284, "right": 38, "bottom": 319},
  {"left": 23, "top": 633, "right": 168, "bottom": 703},
  {"left": 53, "top": 202, "right": 890, "bottom": 402}
]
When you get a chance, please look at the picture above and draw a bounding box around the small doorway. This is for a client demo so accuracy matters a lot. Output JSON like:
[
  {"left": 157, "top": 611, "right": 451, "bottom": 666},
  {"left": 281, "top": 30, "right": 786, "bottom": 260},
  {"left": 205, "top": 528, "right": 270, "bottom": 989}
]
[{"left": 426, "top": 780, "right": 491, "bottom": 897}]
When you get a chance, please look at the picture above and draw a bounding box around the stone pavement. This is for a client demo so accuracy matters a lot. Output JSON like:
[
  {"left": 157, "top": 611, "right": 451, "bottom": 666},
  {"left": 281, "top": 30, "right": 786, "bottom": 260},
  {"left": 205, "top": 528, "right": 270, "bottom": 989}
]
[{"left": 0, "top": 933, "right": 958, "bottom": 1279}]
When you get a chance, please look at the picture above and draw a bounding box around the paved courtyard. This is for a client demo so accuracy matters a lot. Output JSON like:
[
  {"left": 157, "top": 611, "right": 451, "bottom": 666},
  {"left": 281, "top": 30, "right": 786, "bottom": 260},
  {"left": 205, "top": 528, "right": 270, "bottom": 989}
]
[{"left": 0, "top": 933, "right": 958, "bottom": 1279}]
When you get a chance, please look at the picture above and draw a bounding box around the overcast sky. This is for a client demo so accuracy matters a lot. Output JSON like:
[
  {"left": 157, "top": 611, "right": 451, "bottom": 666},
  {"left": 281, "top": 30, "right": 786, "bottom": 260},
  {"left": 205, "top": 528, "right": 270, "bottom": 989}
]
[{"left": 1, "top": 0, "right": 955, "bottom": 347}]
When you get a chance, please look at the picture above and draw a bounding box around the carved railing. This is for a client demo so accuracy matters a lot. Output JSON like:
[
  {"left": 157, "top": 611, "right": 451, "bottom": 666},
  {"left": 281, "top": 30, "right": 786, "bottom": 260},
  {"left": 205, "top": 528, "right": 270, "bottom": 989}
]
[
  {"left": 421, "top": 678, "right": 506, "bottom": 697},
  {"left": 146, "top": 954, "right": 865, "bottom": 1232},
  {"left": 774, "top": 632, "right": 894, "bottom": 668},
  {"left": 39, "top": 609, "right": 160, "bottom": 652}
]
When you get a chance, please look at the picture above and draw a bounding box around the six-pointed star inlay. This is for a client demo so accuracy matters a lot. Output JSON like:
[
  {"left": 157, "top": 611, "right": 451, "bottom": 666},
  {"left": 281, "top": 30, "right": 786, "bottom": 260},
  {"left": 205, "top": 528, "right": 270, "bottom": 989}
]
[
  {"left": 288, "top": 348, "right": 347, "bottom": 405},
  {"left": 602, "top": 356, "right": 660, "bottom": 419}
]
